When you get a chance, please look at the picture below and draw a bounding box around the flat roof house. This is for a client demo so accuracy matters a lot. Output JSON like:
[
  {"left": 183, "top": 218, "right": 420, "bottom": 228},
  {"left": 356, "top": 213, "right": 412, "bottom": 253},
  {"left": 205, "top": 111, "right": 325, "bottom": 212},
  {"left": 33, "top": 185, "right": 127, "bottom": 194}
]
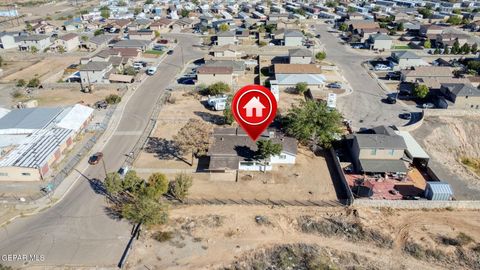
[
  {"left": 208, "top": 128, "right": 297, "bottom": 172},
  {"left": 197, "top": 66, "right": 234, "bottom": 86},
  {"left": 273, "top": 64, "right": 326, "bottom": 91}
]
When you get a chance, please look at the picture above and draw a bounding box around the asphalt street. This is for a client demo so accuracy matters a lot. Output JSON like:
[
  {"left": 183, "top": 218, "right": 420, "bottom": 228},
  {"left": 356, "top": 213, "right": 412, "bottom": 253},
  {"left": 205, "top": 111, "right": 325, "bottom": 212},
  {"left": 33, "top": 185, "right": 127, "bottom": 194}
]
[
  {"left": 314, "top": 24, "right": 411, "bottom": 130},
  {"left": 0, "top": 34, "right": 203, "bottom": 268}
]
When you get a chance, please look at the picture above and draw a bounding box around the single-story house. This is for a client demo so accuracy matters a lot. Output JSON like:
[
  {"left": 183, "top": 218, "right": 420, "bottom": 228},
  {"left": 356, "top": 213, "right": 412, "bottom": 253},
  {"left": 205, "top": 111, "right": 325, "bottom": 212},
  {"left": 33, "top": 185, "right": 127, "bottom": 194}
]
[
  {"left": 149, "top": 18, "right": 173, "bottom": 32},
  {"left": 55, "top": 33, "right": 79, "bottom": 52},
  {"left": 289, "top": 48, "right": 313, "bottom": 64},
  {"left": 15, "top": 35, "right": 51, "bottom": 51},
  {"left": 110, "top": 39, "right": 152, "bottom": 51},
  {"left": 85, "top": 34, "right": 116, "bottom": 50},
  {"left": 207, "top": 128, "right": 297, "bottom": 172},
  {"left": 367, "top": 33, "right": 393, "bottom": 50},
  {"left": 437, "top": 83, "right": 480, "bottom": 109},
  {"left": 209, "top": 45, "right": 241, "bottom": 60},
  {"left": 401, "top": 66, "right": 453, "bottom": 83},
  {"left": 273, "top": 64, "right": 326, "bottom": 90},
  {"left": 79, "top": 61, "right": 113, "bottom": 84},
  {"left": 216, "top": 31, "right": 237, "bottom": 46},
  {"left": 197, "top": 66, "right": 234, "bottom": 86},
  {"left": 284, "top": 29, "right": 303, "bottom": 46},
  {"left": 129, "top": 29, "right": 154, "bottom": 40},
  {"left": 391, "top": 51, "right": 428, "bottom": 70}
]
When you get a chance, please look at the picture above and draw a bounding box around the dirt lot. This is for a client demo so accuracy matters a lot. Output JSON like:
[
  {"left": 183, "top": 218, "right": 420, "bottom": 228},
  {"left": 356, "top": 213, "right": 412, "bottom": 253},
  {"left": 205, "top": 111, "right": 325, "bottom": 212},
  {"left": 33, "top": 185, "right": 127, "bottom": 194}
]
[
  {"left": 14, "top": 86, "right": 121, "bottom": 107},
  {"left": 277, "top": 91, "right": 304, "bottom": 115},
  {"left": 413, "top": 115, "right": 480, "bottom": 200},
  {"left": 134, "top": 91, "right": 337, "bottom": 201},
  {"left": 127, "top": 206, "right": 480, "bottom": 270},
  {"left": 1, "top": 56, "right": 80, "bottom": 83}
]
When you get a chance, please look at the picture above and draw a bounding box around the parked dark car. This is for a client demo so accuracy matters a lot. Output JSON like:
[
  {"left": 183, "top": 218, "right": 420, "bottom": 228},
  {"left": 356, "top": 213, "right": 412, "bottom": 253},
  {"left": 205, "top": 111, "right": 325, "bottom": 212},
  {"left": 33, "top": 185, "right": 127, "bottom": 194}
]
[
  {"left": 177, "top": 78, "right": 195, "bottom": 85},
  {"left": 386, "top": 96, "right": 397, "bottom": 104},
  {"left": 386, "top": 71, "right": 401, "bottom": 80},
  {"left": 88, "top": 152, "right": 103, "bottom": 165},
  {"left": 399, "top": 113, "right": 411, "bottom": 120},
  {"left": 167, "top": 50, "right": 174, "bottom": 55}
]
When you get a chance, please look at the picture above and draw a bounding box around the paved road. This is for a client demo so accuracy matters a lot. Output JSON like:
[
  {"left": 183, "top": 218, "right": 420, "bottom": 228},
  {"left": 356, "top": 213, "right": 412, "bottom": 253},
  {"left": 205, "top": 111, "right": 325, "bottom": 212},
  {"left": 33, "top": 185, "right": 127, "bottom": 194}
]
[
  {"left": 314, "top": 25, "right": 411, "bottom": 130},
  {"left": 0, "top": 34, "right": 203, "bottom": 268}
]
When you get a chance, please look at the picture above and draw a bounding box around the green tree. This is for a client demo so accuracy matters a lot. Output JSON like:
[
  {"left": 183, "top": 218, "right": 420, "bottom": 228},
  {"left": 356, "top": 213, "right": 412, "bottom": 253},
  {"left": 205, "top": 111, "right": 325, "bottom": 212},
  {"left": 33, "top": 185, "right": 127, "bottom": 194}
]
[
  {"left": 424, "top": 39, "right": 431, "bottom": 49},
  {"left": 168, "top": 172, "right": 193, "bottom": 201},
  {"left": 461, "top": 43, "right": 471, "bottom": 54},
  {"left": 145, "top": 173, "right": 169, "bottom": 200},
  {"left": 434, "top": 47, "right": 440, "bottom": 54},
  {"left": 57, "top": 45, "right": 66, "bottom": 53},
  {"left": 27, "top": 77, "right": 40, "bottom": 87},
  {"left": 26, "top": 23, "right": 33, "bottom": 32},
  {"left": 443, "top": 45, "right": 450, "bottom": 54},
  {"left": 326, "top": 1, "right": 337, "bottom": 8},
  {"left": 81, "top": 35, "right": 89, "bottom": 42},
  {"left": 105, "top": 94, "right": 122, "bottom": 104},
  {"left": 117, "top": 0, "right": 127, "bottom": 6},
  {"left": 122, "top": 170, "right": 144, "bottom": 195},
  {"left": 397, "top": 22, "right": 404, "bottom": 31},
  {"left": 283, "top": 100, "right": 342, "bottom": 148},
  {"left": 174, "top": 119, "right": 213, "bottom": 165},
  {"left": 447, "top": 15, "right": 462, "bottom": 25},
  {"left": 123, "top": 66, "right": 138, "bottom": 76},
  {"left": 256, "top": 139, "right": 283, "bottom": 160},
  {"left": 452, "top": 39, "right": 460, "bottom": 54},
  {"left": 203, "top": 82, "right": 230, "bottom": 95},
  {"left": 347, "top": 6, "right": 356, "bottom": 13},
  {"left": 134, "top": 7, "right": 142, "bottom": 15},
  {"left": 413, "top": 84, "right": 429, "bottom": 99},
  {"left": 145, "top": 0, "right": 153, "bottom": 4},
  {"left": 180, "top": 9, "right": 190, "bottom": 18},
  {"left": 315, "top": 51, "right": 326, "bottom": 61},
  {"left": 223, "top": 95, "right": 234, "bottom": 125},
  {"left": 471, "top": 43, "right": 478, "bottom": 54},
  {"left": 218, "top": 23, "right": 230, "bottom": 32},
  {"left": 295, "top": 82, "right": 308, "bottom": 95},
  {"left": 418, "top": 7, "right": 433, "bottom": 19},
  {"left": 16, "top": 79, "right": 26, "bottom": 87},
  {"left": 452, "top": 8, "right": 461, "bottom": 14},
  {"left": 338, "top": 23, "right": 348, "bottom": 32},
  {"left": 154, "top": 30, "right": 160, "bottom": 38},
  {"left": 121, "top": 196, "right": 169, "bottom": 226},
  {"left": 105, "top": 172, "right": 123, "bottom": 196},
  {"left": 30, "top": 46, "right": 38, "bottom": 53},
  {"left": 265, "top": 23, "right": 277, "bottom": 33},
  {"left": 94, "top": 29, "right": 103, "bottom": 36},
  {"left": 100, "top": 9, "right": 110, "bottom": 19}
]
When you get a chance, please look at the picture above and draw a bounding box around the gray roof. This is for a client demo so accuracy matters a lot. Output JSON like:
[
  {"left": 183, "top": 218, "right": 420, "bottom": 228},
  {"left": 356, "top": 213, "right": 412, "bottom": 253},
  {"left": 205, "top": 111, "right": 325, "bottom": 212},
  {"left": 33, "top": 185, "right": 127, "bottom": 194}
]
[
  {"left": 289, "top": 48, "right": 312, "bottom": 57},
  {"left": 89, "top": 34, "right": 116, "bottom": 45},
  {"left": 208, "top": 128, "right": 297, "bottom": 170},
  {"left": 217, "top": 31, "right": 235, "bottom": 37},
  {"left": 0, "top": 108, "right": 62, "bottom": 130},
  {"left": 79, "top": 61, "right": 111, "bottom": 71},
  {"left": 14, "top": 34, "right": 49, "bottom": 42},
  {"left": 284, "top": 29, "right": 303, "bottom": 38},
  {"left": 111, "top": 39, "right": 151, "bottom": 48},
  {"left": 354, "top": 126, "right": 407, "bottom": 149},
  {"left": 370, "top": 33, "right": 392, "bottom": 41},
  {"left": 359, "top": 159, "right": 408, "bottom": 173},
  {"left": 442, "top": 83, "right": 480, "bottom": 97},
  {"left": 205, "top": 60, "right": 245, "bottom": 72},
  {"left": 393, "top": 50, "right": 420, "bottom": 60}
]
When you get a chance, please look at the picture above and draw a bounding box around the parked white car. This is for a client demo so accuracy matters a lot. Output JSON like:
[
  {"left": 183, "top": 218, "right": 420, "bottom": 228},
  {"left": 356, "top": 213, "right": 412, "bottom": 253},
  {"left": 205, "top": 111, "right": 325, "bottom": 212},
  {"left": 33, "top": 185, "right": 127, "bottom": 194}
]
[
  {"left": 146, "top": 67, "right": 157, "bottom": 75},
  {"left": 374, "top": 64, "right": 391, "bottom": 71}
]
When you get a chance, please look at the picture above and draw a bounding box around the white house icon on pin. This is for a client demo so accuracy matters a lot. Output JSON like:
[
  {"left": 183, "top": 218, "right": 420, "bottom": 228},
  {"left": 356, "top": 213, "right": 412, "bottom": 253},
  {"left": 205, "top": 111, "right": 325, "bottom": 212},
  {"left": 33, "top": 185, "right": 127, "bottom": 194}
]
[{"left": 243, "top": 96, "right": 266, "bottom": 117}]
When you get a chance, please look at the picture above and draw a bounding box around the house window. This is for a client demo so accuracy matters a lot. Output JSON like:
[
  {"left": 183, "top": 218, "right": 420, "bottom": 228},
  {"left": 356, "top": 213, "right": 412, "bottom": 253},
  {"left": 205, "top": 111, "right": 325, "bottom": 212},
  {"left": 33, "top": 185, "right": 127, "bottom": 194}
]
[
  {"left": 0, "top": 172, "right": 7, "bottom": 176},
  {"left": 21, "top": 173, "right": 31, "bottom": 176},
  {"left": 279, "top": 154, "right": 287, "bottom": 160},
  {"left": 389, "top": 149, "right": 395, "bottom": 155},
  {"left": 370, "top": 149, "right": 377, "bottom": 155}
]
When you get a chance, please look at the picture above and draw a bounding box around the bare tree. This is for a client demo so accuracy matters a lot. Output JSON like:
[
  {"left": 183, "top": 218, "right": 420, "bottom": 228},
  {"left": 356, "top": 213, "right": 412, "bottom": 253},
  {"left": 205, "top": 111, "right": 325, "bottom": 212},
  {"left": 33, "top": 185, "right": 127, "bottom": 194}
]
[{"left": 173, "top": 119, "right": 213, "bottom": 166}]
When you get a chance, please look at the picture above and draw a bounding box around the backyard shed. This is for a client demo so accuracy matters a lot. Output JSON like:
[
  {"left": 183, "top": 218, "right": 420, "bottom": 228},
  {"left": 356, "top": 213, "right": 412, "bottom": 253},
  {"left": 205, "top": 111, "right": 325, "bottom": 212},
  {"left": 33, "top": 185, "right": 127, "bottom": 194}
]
[{"left": 425, "top": 182, "right": 453, "bottom": 201}]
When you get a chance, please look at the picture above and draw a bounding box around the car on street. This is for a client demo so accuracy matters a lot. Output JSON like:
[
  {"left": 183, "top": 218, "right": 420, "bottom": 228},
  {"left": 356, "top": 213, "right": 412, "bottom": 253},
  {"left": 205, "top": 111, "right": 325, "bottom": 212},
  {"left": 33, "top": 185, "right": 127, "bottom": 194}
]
[
  {"left": 351, "top": 44, "right": 363, "bottom": 49},
  {"left": 88, "top": 152, "right": 103, "bottom": 165},
  {"left": 399, "top": 113, "right": 411, "bottom": 120},
  {"left": 316, "top": 34, "right": 321, "bottom": 38},
  {"left": 167, "top": 50, "right": 174, "bottom": 55},
  {"left": 327, "top": 82, "right": 342, "bottom": 88},
  {"left": 146, "top": 66, "right": 157, "bottom": 75},
  {"left": 118, "top": 166, "right": 129, "bottom": 177},
  {"left": 422, "top": 103, "right": 435, "bottom": 109},
  {"left": 374, "top": 64, "right": 391, "bottom": 71},
  {"left": 386, "top": 96, "right": 397, "bottom": 104}
]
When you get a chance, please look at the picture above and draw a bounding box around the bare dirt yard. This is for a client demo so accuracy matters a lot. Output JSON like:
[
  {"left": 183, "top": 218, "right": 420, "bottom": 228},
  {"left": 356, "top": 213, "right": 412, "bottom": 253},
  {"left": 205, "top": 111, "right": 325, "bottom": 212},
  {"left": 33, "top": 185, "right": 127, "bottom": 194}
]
[
  {"left": 1, "top": 56, "right": 80, "bottom": 83},
  {"left": 127, "top": 205, "right": 480, "bottom": 270},
  {"left": 412, "top": 115, "right": 480, "bottom": 200},
  {"left": 133, "top": 91, "right": 338, "bottom": 201},
  {"left": 13, "top": 86, "right": 121, "bottom": 107}
]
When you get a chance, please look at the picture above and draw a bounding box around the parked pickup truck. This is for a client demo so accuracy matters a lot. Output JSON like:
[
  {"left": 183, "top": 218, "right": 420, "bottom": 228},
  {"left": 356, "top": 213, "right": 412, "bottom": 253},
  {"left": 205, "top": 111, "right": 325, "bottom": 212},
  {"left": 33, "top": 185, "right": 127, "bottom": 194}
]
[{"left": 146, "top": 67, "right": 157, "bottom": 75}]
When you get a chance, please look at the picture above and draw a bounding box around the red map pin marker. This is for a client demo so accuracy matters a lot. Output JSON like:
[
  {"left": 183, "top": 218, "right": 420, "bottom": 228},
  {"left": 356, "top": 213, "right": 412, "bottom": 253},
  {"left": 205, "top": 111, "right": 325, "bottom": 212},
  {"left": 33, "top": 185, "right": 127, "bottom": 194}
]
[{"left": 231, "top": 84, "right": 277, "bottom": 141}]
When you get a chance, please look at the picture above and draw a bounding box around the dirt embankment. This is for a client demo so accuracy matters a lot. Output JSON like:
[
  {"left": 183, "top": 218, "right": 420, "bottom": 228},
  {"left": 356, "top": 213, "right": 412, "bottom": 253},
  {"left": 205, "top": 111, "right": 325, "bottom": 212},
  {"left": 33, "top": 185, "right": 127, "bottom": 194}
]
[
  {"left": 413, "top": 116, "right": 480, "bottom": 191},
  {"left": 127, "top": 206, "right": 480, "bottom": 270}
]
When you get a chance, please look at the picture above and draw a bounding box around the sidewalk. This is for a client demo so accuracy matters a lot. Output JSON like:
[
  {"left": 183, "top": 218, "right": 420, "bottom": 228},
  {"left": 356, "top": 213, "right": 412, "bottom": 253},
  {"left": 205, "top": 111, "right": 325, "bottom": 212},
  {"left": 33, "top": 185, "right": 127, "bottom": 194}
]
[{"left": 0, "top": 50, "right": 172, "bottom": 226}]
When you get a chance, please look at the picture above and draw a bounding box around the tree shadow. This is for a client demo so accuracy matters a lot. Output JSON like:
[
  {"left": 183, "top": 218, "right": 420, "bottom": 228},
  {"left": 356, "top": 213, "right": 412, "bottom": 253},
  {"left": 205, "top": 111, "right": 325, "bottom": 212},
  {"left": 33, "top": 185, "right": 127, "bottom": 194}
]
[
  {"left": 104, "top": 205, "right": 123, "bottom": 221},
  {"left": 194, "top": 111, "right": 225, "bottom": 125},
  {"left": 234, "top": 145, "right": 256, "bottom": 159},
  {"left": 144, "top": 137, "right": 182, "bottom": 160},
  {"left": 88, "top": 177, "right": 108, "bottom": 196}
]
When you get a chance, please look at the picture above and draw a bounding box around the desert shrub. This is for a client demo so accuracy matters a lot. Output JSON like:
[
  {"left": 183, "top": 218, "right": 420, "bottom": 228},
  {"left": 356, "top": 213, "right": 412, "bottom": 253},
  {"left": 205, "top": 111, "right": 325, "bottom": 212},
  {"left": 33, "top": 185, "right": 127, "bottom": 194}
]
[
  {"left": 16, "top": 79, "right": 26, "bottom": 87},
  {"left": 11, "top": 90, "right": 24, "bottom": 99},
  {"left": 105, "top": 94, "right": 122, "bottom": 104},
  {"left": 27, "top": 78, "right": 40, "bottom": 88},
  {"left": 152, "top": 231, "right": 173, "bottom": 242}
]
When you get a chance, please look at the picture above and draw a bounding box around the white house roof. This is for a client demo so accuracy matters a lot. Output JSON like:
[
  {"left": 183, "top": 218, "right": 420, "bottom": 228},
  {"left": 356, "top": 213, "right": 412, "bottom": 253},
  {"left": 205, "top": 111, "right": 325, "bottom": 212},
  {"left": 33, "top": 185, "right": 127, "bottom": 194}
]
[
  {"left": 55, "top": 104, "right": 94, "bottom": 132},
  {"left": 0, "top": 107, "right": 63, "bottom": 134},
  {"left": 394, "top": 130, "right": 430, "bottom": 160},
  {"left": 276, "top": 74, "right": 326, "bottom": 85},
  {"left": 0, "top": 107, "right": 10, "bottom": 119}
]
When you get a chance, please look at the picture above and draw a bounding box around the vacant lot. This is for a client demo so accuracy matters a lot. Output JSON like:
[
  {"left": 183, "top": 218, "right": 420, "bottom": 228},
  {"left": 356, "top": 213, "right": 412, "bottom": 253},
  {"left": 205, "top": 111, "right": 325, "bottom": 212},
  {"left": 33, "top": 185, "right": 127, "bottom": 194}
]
[
  {"left": 127, "top": 206, "right": 480, "bottom": 270},
  {"left": 413, "top": 115, "right": 480, "bottom": 200},
  {"left": 1, "top": 56, "right": 80, "bottom": 83}
]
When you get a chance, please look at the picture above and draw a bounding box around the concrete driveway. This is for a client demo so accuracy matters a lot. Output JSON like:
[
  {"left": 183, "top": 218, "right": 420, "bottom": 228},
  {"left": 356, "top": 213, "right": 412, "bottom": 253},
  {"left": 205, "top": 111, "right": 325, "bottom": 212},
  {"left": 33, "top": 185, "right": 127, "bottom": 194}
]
[{"left": 0, "top": 34, "right": 204, "bottom": 268}]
